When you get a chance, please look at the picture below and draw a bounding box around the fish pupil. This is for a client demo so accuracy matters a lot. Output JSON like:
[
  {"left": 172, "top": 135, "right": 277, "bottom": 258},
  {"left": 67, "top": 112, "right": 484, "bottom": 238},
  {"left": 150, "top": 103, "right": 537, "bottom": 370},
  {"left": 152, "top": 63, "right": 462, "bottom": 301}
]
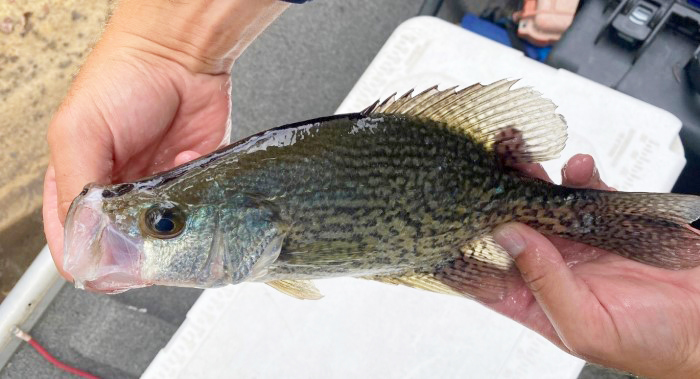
[
  {"left": 154, "top": 216, "right": 175, "bottom": 232},
  {"left": 141, "top": 203, "right": 185, "bottom": 238}
]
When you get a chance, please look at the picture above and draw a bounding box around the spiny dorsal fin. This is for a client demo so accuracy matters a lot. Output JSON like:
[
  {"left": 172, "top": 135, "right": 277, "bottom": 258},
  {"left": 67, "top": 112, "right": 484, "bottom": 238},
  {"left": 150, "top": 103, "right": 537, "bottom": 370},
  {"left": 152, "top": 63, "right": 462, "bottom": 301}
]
[
  {"left": 362, "top": 79, "right": 568, "bottom": 164},
  {"left": 266, "top": 279, "right": 323, "bottom": 300}
]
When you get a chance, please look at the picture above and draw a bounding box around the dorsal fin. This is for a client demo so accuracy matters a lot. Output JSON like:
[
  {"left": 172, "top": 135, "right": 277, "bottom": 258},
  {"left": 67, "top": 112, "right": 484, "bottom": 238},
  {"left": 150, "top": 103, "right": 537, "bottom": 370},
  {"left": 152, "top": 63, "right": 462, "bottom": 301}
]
[{"left": 362, "top": 79, "right": 568, "bottom": 164}]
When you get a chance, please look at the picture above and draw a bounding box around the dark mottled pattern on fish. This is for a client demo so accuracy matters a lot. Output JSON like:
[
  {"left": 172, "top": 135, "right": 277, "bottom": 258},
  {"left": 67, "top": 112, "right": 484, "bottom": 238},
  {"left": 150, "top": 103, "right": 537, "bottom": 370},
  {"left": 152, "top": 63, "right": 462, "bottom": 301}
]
[
  {"left": 140, "top": 115, "right": 575, "bottom": 279},
  {"left": 97, "top": 114, "right": 700, "bottom": 283},
  {"left": 73, "top": 81, "right": 700, "bottom": 298}
]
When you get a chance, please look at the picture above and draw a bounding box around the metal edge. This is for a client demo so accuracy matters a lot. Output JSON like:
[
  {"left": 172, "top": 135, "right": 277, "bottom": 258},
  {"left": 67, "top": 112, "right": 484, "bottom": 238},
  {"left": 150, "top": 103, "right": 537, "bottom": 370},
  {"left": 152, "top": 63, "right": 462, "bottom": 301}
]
[{"left": 0, "top": 246, "right": 64, "bottom": 370}]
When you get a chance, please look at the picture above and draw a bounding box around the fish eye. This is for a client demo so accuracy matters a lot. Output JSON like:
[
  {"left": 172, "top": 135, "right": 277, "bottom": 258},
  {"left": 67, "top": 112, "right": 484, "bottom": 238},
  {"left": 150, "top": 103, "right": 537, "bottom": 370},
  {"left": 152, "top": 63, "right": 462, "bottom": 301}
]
[{"left": 140, "top": 203, "right": 186, "bottom": 239}]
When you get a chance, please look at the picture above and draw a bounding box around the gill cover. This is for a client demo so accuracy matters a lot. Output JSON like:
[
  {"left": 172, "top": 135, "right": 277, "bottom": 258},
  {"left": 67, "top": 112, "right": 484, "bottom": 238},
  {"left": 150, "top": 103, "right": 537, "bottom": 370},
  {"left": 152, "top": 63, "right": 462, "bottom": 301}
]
[{"left": 217, "top": 193, "right": 290, "bottom": 283}]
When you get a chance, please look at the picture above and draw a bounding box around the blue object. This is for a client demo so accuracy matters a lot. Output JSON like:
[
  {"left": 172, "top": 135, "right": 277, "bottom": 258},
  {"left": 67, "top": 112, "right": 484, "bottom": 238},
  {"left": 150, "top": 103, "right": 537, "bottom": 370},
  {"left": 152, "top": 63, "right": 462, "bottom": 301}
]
[
  {"left": 460, "top": 13, "right": 513, "bottom": 46},
  {"left": 460, "top": 13, "right": 552, "bottom": 62}
]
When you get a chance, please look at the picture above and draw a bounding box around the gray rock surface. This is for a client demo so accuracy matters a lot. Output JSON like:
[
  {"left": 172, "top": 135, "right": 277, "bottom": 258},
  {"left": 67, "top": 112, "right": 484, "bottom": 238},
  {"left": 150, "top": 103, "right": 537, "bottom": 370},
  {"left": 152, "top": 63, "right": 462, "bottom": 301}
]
[{"left": 229, "top": 0, "right": 424, "bottom": 141}]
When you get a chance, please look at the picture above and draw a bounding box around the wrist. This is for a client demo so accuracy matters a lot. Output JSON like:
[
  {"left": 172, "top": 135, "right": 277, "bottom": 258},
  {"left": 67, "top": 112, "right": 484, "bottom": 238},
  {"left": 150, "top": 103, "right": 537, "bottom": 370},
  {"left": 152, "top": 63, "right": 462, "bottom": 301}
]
[{"left": 107, "top": 0, "right": 288, "bottom": 74}]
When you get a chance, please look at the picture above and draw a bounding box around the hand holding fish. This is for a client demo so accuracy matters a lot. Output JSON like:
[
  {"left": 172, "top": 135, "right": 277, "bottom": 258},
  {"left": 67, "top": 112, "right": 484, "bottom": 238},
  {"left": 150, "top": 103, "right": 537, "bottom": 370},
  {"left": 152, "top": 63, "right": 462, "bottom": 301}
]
[
  {"left": 492, "top": 156, "right": 700, "bottom": 379},
  {"left": 41, "top": 1, "right": 700, "bottom": 378},
  {"left": 42, "top": 0, "right": 288, "bottom": 279},
  {"left": 54, "top": 74, "right": 700, "bottom": 378}
]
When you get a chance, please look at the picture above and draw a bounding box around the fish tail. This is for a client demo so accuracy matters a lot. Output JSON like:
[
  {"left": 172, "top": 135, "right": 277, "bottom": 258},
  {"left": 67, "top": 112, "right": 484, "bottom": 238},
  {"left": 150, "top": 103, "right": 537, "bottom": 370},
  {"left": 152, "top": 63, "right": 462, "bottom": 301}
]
[
  {"left": 371, "top": 192, "right": 699, "bottom": 302},
  {"left": 518, "top": 190, "right": 700, "bottom": 270}
]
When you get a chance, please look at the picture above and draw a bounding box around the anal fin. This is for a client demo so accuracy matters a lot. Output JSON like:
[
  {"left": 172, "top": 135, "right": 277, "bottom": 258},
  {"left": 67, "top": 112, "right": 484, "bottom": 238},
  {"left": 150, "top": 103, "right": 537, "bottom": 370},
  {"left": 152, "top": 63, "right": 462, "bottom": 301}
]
[
  {"left": 364, "top": 273, "right": 462, "bottom": 297},
  {"left": 365, "top": 235, "right": 521, "bottom": 302},
  {"left": 266, "top": 279, "right": 323, "bottom": 300},
  {"left": 434, "top": 235, "right": 521, "bottom": 303}
]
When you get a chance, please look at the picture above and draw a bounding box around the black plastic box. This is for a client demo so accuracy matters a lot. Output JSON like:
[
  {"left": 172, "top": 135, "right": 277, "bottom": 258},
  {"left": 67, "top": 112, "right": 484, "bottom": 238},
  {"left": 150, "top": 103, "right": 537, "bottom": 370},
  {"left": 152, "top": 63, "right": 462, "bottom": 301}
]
[{"left": 547, "top": 0, "right": 700, "bottom": 195}]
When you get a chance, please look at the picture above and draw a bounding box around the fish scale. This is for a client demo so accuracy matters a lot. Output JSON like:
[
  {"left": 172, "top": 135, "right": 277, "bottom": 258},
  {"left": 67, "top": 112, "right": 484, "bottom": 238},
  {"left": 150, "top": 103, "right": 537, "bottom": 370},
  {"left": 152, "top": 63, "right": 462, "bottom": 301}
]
[
  {"left": 62, "top": 80, "right": 700, "bottom": 300},
  {"left": 183, "top": 114, "right": 536, "bottom": 280}
]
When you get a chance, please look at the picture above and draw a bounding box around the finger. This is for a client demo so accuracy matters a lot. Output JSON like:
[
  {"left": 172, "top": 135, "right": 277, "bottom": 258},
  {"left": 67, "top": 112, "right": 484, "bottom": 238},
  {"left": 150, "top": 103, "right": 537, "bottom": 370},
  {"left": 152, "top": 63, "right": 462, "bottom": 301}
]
[
  {"left": 43, "top": 164, "right": 73, "bottom": 281},
  {"left": 174, "top": 150, "right": 202, "bottom": 166},
  {"left": 512, "top": 162, "right": 553, "bottom": 182},
  {"left": 48, "top": 105, "right": 114, "bottom": 223},
  {"left": 561, "top": 154, "right": 612, "bottom": 190},
  {"left": 493, "top": 223, "right": 597, "bottom": 353}
]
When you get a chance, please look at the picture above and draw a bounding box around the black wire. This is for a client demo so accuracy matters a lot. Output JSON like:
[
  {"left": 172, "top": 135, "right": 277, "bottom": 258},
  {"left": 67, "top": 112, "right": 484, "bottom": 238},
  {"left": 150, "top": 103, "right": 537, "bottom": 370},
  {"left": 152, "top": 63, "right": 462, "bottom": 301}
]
[{"left": 418, "top": 0, "right": 444, "bottom": 16}]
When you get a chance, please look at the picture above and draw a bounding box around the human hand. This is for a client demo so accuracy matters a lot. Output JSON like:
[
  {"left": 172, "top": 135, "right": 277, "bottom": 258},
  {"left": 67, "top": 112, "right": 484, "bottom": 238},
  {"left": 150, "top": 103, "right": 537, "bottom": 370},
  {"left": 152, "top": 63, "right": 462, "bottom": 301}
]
[
  {"left": 43, "top": 0, "right": 287, "bottom": 280},
  {"left": 492, "top": 154, "right": 700, "bottom": 378}
]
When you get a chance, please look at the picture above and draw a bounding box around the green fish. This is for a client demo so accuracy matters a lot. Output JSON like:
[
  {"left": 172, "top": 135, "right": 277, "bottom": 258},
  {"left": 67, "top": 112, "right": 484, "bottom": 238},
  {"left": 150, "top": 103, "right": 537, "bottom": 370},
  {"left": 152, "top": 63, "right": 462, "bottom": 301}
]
[{"left": 64, "top": 80, "right": 700, "bottom": 300}]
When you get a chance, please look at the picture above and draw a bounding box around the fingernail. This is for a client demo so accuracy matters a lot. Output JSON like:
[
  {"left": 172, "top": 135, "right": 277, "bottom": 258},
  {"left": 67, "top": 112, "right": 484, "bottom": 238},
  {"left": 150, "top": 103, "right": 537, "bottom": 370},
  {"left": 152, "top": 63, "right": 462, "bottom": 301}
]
[
  {"left": 493, "top": 225, "right": 526, "bottom": 258},
  {"left": 561, "top": 163, "right": 569, "bottom": 181}
]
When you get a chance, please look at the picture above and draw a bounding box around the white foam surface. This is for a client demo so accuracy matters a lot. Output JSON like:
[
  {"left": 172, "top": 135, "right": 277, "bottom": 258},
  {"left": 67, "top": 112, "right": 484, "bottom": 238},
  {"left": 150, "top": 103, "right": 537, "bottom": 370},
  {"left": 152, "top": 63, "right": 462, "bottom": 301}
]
[{"left": 143, "top": 17, "right": 685, "bottom": 379}]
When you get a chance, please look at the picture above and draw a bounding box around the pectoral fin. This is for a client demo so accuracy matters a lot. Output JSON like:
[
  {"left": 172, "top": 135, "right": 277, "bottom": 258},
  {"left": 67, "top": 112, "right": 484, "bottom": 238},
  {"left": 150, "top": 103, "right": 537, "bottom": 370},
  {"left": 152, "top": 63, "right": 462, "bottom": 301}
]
[{"left": 266, "top": 279, "right": 323, "bottom": 300}]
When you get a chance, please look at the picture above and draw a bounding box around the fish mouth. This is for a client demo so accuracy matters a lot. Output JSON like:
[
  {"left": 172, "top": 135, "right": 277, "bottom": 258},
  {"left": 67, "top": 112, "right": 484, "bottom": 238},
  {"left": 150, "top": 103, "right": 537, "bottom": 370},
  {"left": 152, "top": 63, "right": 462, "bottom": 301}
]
[{"left": 64, "top": 186, "right": 150, "bottom": 294}]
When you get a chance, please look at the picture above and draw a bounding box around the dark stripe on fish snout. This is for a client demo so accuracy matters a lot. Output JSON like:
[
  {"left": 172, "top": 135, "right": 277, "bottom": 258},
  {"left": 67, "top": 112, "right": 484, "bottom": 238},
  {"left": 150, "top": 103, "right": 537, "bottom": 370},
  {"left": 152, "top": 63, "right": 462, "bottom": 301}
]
[{"left": 102, "top": 183, "right": 135, "bottom": 198}]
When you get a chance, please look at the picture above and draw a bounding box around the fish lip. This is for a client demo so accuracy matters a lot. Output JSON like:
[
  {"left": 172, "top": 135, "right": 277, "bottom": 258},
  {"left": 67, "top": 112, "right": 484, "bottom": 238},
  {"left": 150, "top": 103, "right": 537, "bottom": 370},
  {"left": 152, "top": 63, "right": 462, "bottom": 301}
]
[{"left": 64, "top": 186, "right": 149, "bottom": 293}]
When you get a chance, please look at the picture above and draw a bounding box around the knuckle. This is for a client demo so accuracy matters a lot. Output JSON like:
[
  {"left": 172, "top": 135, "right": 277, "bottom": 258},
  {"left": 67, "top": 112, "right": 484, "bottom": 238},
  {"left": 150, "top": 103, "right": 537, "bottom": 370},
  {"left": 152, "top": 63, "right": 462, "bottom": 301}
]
[
  {"left": 522, "top": 270, "right": 549, "bottom": 294},
  {"left": 47, "top": 108, "right": 71, "bottom": 144}
]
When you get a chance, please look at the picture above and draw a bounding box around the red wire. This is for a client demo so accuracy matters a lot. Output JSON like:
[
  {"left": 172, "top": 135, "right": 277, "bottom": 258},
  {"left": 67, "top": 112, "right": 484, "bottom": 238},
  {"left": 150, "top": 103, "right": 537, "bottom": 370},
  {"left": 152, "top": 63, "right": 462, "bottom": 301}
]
[{"left": 27, "top": 338, "right": 101, "bottom": 379}]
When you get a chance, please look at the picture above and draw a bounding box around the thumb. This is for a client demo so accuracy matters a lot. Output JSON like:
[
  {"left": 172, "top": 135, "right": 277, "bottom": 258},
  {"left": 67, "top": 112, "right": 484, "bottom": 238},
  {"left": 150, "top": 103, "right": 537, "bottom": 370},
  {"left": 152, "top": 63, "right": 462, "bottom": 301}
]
[
  {"left": 493, "top": 223, "right": 595, "bottom": 352},
  {"left": 48, "top": 104, "right": 114, "bottom": 223}
]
